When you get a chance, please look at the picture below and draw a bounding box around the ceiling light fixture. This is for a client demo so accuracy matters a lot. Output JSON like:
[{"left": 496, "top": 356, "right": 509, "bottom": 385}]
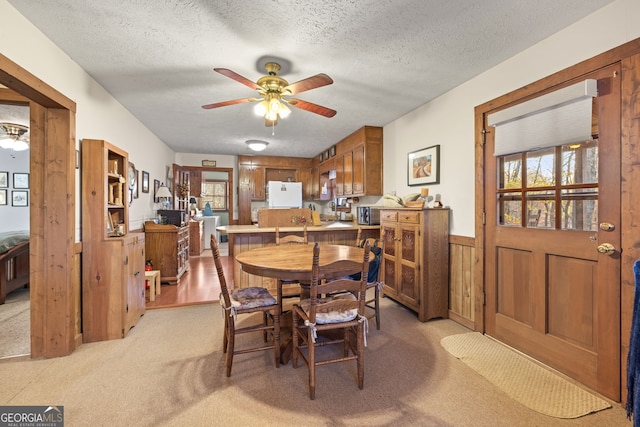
[
  {"left": 246, "top": 140, "right": 269, "bottom": 152},
  {"left": 0, "top": 123, "right": 30, "bottom": 151}
]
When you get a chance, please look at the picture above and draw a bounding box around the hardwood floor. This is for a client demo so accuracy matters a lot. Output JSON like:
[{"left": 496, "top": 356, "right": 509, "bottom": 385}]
[{"left": 145, "top": 244, "right": 229, "bottom": 309}]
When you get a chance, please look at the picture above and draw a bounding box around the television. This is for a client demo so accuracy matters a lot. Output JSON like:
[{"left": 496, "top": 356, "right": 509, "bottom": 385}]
[{"left": 157, "top": 209, "right": 186, "bottom": 227}]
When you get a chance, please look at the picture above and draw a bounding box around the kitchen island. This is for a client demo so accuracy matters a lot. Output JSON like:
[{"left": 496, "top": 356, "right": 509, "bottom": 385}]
[{"left": 216, "top": 222, "right": 380, "bottom": 292}]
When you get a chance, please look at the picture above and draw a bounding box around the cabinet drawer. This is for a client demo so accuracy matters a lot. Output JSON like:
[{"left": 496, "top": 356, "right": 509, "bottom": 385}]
[
  {"left": 380, "top": 211, "right": 398, "bottom": 222},
  {"left": 398, "top": 211, "right": 421, "bottom": 224}
]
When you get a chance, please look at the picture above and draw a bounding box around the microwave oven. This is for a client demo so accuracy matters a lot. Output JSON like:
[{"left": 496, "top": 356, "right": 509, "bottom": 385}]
[{"left": 357, "top": 206, "right": 381, "bottom": 225}]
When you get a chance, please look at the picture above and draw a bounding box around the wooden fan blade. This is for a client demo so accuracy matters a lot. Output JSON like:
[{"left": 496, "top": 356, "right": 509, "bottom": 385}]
[
  {"left": 214, "top": 68, "right": 262, "bottom": 91},
  {"left": 201, "top": 98, "right": 255, "bottom": 109},
  {"left": 283, "top": 74, "right": 333, "bottom": 95},
  {"left": 289, "top": 98, "right": 337, "bottom": 118}
]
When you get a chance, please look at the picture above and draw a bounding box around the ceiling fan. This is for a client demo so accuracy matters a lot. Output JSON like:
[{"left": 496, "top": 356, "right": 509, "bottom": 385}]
[{"left": 201, "top": 62, "right": 336, "bottom": 126}]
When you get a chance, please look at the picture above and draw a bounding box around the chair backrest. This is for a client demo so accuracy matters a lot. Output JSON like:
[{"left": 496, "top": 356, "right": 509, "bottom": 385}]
[
  {"left": 210, "top": 235, "right": 232, "bottom": 309},
  {"left": 276, "top": 224, "right": 308, "bottom": 245},
  {"left": 306, "top": 241, "right": 371, "bottom": 323},
  {"left": 353, "top": 236, "right": 383, "bottom": 283}
]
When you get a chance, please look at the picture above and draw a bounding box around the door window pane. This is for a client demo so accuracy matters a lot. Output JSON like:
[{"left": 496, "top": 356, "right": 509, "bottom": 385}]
[
  {"left": 498, "top": 192, "right": 522, "bottom": 226},
  {"left": 560, "top": 188, "right": 598, "bottom": 231},
  {"left": 526, "top": 148, "right": 555, "bottom": 188},
  {"left": 561, "top": 139, "right": 598, "bottom": 185},
  {"left": 526, "top": 191, "right": 555, "bottom": 228},
  {"left": 499, "top": 154, "right": 522, "bottom": 189}
]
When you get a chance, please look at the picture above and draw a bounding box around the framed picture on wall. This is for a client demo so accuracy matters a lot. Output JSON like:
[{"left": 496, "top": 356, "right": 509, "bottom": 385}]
[
  {"left": 0, "top": 171, "right": 8, "bottom": 188},
  {"left": 12, "top": 190, "right": 28, "bottom": 207},
  {"left": 408, "top": 145, "right": 440, "bottom": 186},
  {"left": 154, "top": 179, "right": 160, "bottom": 203},
  {"left": 0, "top": 189, "right": 6, "bottom": 205},
  {"left": 13, "top": 173, "right": 29, "bottom": 189},
  {"left": 142, "top": 171, "right": 150, "bottom": 193}
]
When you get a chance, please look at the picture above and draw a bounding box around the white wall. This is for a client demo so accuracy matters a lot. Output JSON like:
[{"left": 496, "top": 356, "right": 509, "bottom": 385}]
[
  {"left": 0, "top": 0, "right": 176, "bottom": 236},
  {"left": 0, "top": 149, "right": 29, "bottom": 231},
  {"left": 384, "top": 0, "right": 640, "bottom": 237}
]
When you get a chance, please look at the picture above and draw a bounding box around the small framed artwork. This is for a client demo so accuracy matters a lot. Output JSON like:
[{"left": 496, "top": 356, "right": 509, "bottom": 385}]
[
  {"left": 408, "top": 145, "right": 440, "bottom": 186},
  {"left": 0, "top": 189, "right": 6, "bottom": 205},
  {"left": 323, "top": 150, "right": 330, "bottom": 161},
  {"left": 142, "top": 171, "right": 150, "bottom": 193},
  {"left": 0, "top": 171, "right": 8, "bottom": 188},
  {"left": 13, "top": 173, "right": 29, "bottom": 189},
  {"left": 133, "top": 169, "right": 139, "bottom": 199},
  {"left": 329, "top": 145, "right": 336, "bottom": 157},
  {"left": 12, "top": 190, "right": 28, "bottom": 207},
  {"left": 202, "top": 160, "right": 216, "bottom": 167},
  {"left": 153, "top": 179, "right": 160, "bottom": 203}
]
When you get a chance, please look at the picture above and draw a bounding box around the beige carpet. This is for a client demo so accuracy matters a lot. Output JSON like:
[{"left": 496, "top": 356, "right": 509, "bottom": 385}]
[
  {"left": 0, "top": 287, "right": 30, "bottom": 359},
  {"left": 440, "top": 332, "right": 611, "bottom": 419}
]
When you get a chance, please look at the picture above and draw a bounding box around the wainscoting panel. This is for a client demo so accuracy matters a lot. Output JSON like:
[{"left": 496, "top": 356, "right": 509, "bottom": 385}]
[{"left": 449, "top": 235, "right": 475, "bottom": 329}]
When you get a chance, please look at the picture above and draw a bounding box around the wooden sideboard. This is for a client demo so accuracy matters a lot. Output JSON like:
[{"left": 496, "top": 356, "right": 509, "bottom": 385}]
[
  {"left": 380, "top": 208, "right": 449, "bottom": 322},
  {"left": 144, "top": 222, "right": 190, "bottom": 284}
]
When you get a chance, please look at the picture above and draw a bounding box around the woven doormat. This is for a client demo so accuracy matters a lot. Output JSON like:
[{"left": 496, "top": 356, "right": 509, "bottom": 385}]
[{"left": 440, "top": 332, "right": 611, "bottom": 419}]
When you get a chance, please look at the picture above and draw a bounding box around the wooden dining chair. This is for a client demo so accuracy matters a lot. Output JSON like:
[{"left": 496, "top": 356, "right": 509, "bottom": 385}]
[
  {"left": 353, "top": 228, "right": 384, "bottom": 329},
  {"left": 291, "top": 241, "right": 371, "bottom": 399},
  {"left": 275, "top": 224, "right": 308, "bottom": 300},
  {"left": 210, "top": 235, "right": 280, "bottom": 377}
]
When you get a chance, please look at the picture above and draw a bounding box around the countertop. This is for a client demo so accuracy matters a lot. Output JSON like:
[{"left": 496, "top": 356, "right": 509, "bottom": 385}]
[{"left": 217, "top": 222, "right": 379, "bottom": 234}]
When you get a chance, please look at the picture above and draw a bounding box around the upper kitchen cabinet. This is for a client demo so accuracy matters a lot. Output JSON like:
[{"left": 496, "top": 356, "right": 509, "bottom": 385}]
[{"left": 333, "top": 126, "right": 383, "bottom": 197}]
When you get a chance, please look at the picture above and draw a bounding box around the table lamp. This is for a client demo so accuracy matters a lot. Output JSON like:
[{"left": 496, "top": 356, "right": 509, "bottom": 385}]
[{"left": 156, "top": 184, "right": 172, "bottom": 210}]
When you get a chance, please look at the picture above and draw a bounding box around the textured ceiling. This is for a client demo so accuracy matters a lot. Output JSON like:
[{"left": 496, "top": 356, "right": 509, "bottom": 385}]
[{"left": 6, "top": 0, "right": 614, "bottom": 158}]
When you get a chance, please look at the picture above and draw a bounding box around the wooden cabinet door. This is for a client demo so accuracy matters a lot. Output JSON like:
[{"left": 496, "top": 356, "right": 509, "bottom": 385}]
[
  {"left": 335, "top": 154, "right": 344, "bottom": 196},
  {"left": 298, "top": 167, "right": 312, "bottom": 200},
  {"left": 381, "top": 220, "right": 399, "bottom": 298},
  {"left": 352, "top": 145, "right": 364, "bottom": 194},
  {"left": 311, "top": 166, "right": 319, "bottom": 200},
  {"left": 397, "top": 222, "right": 420, "bottom": 308},
  {"left": 125, "top": 236, "right": 145, "bottom": 333},
  {"left": 238, "top": 166, "right": 252, "bottom": 224},
  {"left": 251, "top": 166, "right": 265, "bottom": 200},
  {"left": 343, "top": 151, "right": 353, "bottom": 195}
]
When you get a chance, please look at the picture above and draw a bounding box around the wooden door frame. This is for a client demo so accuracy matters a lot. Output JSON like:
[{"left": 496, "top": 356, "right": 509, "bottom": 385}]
[
  {"left": 0, "top": 53, "right": 79, "bottom": 358},
  {"left": 474, "top": 38, "right": 640, "bottom": 403},
  {"left": 177, "top": 165, "right": 234, "bottom": 223}
]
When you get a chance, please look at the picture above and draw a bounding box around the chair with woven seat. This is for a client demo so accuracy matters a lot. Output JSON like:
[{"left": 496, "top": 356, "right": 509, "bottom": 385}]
[
  {"left": 211, "top": 235, "right": 280, "bottom": 377},
  {"left": 291, "top": 241, "right": 371, "bottom": 399}
]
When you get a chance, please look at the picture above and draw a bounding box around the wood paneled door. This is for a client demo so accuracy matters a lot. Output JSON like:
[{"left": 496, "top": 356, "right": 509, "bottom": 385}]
[{"left": 483, "top": 64, "right": 621, "bottom": 400}]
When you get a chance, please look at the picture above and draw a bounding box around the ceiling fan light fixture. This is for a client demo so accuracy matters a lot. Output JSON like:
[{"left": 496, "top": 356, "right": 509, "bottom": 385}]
[
  {"left": 246, "top": 140, "right": 269, "bottom": 152},
  {"left": 278, "top": 102, "right": 291, "bottom": 118},
  {"left": 254, "top": 100, "right": 268, "bottom": 116},
  {"left": 0, "top": 122, "right": 30, "bottom": 151}
]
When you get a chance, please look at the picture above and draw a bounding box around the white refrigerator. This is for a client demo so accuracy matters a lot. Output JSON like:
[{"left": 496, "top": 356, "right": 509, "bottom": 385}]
[{"left": 267, "top": 181, "right": 303, "bottom": 208}]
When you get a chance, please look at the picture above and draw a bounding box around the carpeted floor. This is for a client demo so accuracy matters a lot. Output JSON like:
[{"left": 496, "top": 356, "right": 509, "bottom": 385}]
[
  {"left": 0, "top": 287, "right": 29, "bottom": 359},
  {"left": 0, "top": 297, "right": 628, "bottom": 426},
  {"left": 440, "top": 332, "right": 611, "bottom": 419}
]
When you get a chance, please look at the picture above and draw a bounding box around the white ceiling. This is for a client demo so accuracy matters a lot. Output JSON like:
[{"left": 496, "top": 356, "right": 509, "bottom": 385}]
[{"left": 6, "top": 0, "right": 614, "bottom": 158}]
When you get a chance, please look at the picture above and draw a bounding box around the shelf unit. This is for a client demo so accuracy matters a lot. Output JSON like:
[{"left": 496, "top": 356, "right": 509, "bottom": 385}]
[{"left": 81, "top": 139, "right": 146, "bottom": 342}]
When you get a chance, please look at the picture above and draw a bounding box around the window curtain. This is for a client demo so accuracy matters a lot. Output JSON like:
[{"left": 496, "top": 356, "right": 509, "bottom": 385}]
[{"left": 488, "top": 79, "right": 597, "bottom": 156}]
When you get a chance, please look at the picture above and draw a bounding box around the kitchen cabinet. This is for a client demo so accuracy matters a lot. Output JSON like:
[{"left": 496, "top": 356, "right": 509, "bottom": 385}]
[
  {"left": 81, "top": 139, "right": 146, "bottom": 342},
  {"left": 251, "top": 166, "right": 266, "bottom": 200},
  {"left": 332, "top": 126, "right": 383, "bottom": 197},
  {"left": 144, "top": 222, "right": 190, "bottom": 285},
  {"left": 380, "top": 208, "right": 449, "bottom": 322}
]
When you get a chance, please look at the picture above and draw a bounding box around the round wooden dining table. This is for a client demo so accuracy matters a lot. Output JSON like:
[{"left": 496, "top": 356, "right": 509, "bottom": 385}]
[
  {"left": 235, "top": 243, "right": 369, "bottom": 364},
  {"left": 235, "top": 243, "right": 367, "bottom": 282}
]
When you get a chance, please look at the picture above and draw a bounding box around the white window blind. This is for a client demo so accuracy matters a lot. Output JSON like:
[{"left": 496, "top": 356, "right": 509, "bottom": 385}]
[{"left": 488, "top": 79, "right": 597, "bottom": 156}]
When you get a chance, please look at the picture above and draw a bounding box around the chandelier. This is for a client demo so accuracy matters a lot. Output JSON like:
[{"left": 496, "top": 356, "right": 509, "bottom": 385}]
[{"left": 0, "top": 123, "right": 30, "bottom": 151}]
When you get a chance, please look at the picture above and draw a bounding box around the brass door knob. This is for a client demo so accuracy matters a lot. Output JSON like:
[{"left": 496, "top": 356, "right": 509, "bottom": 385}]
[{"left": 596, "top": 243, "right": 616, "bottom": 256}]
